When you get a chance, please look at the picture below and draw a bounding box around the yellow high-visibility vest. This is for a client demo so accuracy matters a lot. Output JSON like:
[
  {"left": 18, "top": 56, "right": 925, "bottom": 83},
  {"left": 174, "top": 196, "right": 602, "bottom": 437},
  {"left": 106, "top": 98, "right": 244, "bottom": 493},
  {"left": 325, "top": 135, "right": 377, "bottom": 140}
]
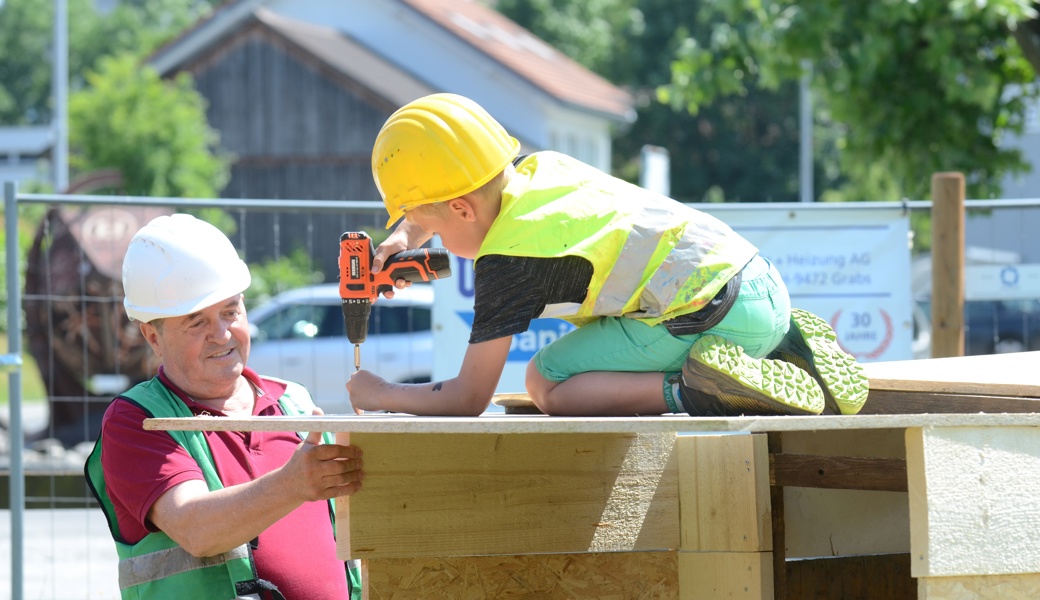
[{"left": 478, "top": 152, "right": 757, "bottom": 327}]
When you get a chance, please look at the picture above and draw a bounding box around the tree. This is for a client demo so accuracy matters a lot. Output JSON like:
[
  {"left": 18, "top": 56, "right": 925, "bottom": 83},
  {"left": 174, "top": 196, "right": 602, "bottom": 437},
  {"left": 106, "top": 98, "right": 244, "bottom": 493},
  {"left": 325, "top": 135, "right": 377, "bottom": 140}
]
[
  {"left": 0, "top": 0, "right": 218, "bottom": 126},
  {"left": 495, "top": 0, "right": 842, "bottom": 202},
  {"left": 68, "top": 55, "right": 230, "bottom": 198},
  {"left": 660, "top": 0, "right": 1040, "bottom": 200}
]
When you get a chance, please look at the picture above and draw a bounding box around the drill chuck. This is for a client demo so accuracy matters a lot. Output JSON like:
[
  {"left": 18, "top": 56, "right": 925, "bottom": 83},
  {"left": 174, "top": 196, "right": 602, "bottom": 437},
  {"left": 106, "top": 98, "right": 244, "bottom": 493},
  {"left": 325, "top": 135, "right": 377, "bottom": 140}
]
[{"left": 342, "top": 299, "right": 371, "bottom": 345}]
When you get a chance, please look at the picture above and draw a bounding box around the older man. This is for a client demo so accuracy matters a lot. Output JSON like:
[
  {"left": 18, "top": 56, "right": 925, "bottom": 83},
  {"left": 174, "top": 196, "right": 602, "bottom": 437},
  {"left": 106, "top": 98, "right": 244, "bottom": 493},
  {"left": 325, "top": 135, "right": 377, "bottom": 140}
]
[{"left": 85, "top": 214, "right": 363, "bottom": 599}]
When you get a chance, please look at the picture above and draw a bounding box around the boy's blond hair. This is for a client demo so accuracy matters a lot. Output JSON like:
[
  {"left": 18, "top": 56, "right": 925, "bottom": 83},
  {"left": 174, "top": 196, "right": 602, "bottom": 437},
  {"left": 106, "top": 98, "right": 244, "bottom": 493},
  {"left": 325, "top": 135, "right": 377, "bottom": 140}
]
[{"left": 408, "top": 164, "right": 512, "bottom": 220}]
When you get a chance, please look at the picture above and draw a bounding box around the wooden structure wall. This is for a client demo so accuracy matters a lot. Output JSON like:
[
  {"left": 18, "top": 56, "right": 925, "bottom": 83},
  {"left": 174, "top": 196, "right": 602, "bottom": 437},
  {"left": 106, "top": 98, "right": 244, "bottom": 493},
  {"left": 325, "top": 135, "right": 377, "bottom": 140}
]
[
  {"left": 146, "top": 351, "right": 1040, "bottom": 599},
  {"left": 182, "top": 21, "right": 400, "bottom": 278}
]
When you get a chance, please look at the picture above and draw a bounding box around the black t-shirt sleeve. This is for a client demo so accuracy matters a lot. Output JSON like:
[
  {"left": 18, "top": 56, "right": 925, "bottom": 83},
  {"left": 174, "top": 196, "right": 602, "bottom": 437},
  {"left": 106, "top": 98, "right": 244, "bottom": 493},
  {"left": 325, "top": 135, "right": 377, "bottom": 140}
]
[{"left": 469, "top": 254, "right": 592, "bottom": 344}]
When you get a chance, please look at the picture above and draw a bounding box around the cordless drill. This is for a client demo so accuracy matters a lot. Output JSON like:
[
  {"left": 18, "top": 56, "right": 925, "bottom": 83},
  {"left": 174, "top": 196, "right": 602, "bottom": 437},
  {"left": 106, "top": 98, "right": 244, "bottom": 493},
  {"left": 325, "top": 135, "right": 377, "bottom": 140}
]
[{"left": 338, "top": 231, "right": 451, "bottom": 370}]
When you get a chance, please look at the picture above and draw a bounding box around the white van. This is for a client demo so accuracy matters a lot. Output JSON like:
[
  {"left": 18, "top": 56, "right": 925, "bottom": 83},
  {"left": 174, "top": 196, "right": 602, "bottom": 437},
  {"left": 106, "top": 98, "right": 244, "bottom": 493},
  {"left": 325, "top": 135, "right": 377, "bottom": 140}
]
[{"left": 247, "top": 283, "right": 433, "bottom": 414}]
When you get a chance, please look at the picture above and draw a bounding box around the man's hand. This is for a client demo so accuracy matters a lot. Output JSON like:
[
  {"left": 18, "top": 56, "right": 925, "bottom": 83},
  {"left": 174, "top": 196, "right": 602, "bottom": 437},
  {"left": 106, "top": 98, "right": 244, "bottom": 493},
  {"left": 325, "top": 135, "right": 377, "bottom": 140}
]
[
  {"left": 284, "top": 408, "right": 364, "bottom": 502},
  {"left": 148, "top": 407, "right": 364, "bottom": 557}
]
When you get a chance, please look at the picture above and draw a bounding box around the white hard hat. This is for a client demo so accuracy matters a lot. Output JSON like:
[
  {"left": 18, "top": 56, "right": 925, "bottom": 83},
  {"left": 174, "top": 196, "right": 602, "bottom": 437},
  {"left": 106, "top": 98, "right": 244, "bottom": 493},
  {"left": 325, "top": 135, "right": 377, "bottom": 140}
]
[{"left": 122, "top": 214, "right": 251, "bottom": 323}]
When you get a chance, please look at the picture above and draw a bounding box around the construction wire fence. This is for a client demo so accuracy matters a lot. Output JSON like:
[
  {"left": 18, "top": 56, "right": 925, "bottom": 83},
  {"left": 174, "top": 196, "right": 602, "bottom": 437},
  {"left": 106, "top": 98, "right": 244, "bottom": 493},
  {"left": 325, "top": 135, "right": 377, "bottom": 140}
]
[{"left": 4, "top": 184, "right": 1040, "bottom": 599}]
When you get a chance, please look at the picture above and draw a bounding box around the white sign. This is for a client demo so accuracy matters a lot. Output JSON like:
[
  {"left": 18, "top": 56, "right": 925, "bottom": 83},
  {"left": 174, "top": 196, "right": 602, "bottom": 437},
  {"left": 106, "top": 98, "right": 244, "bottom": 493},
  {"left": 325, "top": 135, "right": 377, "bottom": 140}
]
[
  {"left": 965, "top": 264, "right": 1040, "bottom": 300},
  {"left": 432, "top": 206, "right": 913, "bottom": 400},
  {"left": 710, "top": 206, "right": 912, "bottom": 363}
]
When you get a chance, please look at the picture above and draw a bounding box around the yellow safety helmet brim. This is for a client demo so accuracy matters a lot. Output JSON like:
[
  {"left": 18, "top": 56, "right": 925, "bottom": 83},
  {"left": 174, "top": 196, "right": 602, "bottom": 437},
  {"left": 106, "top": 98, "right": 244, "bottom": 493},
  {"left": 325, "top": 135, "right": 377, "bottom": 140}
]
[{"left": 373, "top": 93, "right": 520, "bottom": 229}]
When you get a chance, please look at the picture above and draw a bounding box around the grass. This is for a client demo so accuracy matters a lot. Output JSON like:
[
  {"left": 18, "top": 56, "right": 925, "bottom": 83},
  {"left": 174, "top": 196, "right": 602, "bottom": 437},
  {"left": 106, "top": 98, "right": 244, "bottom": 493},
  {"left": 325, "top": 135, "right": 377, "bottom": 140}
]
[{"left": 0, "top": 333, "right": 48, "bottom": 405}]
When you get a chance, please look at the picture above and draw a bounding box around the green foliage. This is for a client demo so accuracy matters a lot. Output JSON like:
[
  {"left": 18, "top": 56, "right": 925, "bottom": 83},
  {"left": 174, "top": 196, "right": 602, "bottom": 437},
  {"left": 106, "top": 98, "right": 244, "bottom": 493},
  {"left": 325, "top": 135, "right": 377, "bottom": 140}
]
[
  {"left": 0, "top": 0, "right": 219, "bottom": 126},
  {"left": 0, "top": 0, "right": 91, "bottom": 125},
  {"left": 495, "top": 0, "right": 642, "bottom": 76},
  {"left": 68, "top": 55, "right": 231, "bottom": 198},
  {"left": 246, "top": 249, "right": 326, "bottom": 311},
  {"left": 660, "top": 0, "right": 1040, "bottom": 200},
  {"left": 496, "top": 0, "right": 843, "bottom": 202}
]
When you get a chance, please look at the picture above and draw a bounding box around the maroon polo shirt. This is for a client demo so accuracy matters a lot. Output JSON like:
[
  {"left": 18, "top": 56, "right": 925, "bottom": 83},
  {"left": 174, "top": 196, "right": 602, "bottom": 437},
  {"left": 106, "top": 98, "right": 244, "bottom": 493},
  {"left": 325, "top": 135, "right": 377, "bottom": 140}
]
[{"left": 99, "top": 366, "right": 348, "bottom": 599}]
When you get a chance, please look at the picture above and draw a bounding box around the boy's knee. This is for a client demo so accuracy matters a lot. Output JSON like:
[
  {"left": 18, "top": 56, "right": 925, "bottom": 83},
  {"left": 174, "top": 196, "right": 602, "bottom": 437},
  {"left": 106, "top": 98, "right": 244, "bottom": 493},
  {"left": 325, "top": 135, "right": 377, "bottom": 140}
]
[{"left": 525, "top": 361, "right": 558, "bottom": 412}]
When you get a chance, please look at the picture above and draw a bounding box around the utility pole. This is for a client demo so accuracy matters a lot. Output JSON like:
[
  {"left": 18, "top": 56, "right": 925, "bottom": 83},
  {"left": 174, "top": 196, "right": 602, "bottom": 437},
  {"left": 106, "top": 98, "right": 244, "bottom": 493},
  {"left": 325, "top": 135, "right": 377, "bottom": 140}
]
[
  {"left": 799, "top": 59, "right": 813, "bottom": 203},
  {"left": 53, "top": 0, "right": 69, "bottom": 192}
]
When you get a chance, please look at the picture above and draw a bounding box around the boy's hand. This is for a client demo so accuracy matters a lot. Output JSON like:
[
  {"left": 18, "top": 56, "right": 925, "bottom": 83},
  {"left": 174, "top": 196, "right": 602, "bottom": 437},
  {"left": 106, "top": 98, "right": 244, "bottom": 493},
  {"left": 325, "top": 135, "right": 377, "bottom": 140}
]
[
  {"left": 346, "top": 370, "right": 389, "bottom": 413},
  {"left": 372, "top": 221, "right": 435, "bottom": 298}
]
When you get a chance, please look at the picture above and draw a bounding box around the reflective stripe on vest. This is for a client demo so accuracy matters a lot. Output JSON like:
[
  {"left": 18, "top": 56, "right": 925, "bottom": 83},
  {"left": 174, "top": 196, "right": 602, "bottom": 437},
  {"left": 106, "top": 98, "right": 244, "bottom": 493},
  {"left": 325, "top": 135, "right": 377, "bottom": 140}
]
[
  {"left": 118, "top": 543, "right": 251, "bottom": 590},
  {"left": 480, "top": 152, "right": 758, "bottom": 326}
]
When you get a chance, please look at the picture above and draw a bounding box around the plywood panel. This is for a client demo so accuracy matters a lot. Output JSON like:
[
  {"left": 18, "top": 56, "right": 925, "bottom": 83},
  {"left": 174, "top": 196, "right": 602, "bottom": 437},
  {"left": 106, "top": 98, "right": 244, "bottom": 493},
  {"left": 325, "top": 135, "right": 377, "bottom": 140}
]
[
  {"left": 907, "top": 426, "right": 1040, "bottom": 578},
  {"left": 337, "top": 432, "right": 679, "bottom": 559}
]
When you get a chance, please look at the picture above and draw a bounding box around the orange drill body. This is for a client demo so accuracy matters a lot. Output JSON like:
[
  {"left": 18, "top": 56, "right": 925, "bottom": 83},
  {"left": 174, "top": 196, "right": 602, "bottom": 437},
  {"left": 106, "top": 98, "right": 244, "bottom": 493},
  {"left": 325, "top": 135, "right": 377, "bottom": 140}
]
[{"left": 338, "top": 232, "right": 451, "bottom": 367}]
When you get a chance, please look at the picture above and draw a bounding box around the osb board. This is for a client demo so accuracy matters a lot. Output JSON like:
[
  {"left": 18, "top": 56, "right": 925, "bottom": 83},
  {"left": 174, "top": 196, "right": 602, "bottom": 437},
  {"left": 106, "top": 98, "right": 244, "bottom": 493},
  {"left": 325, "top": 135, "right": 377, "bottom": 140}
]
[
  {"left": 364, "top": 552, "right": 678, "bottom": 599},
  {"left": 337, "top": 432, "right": 679, "bottom": 560},
  {"left": 918, "top": 573, "right": 1040, "bottom": 599},
  {"left": 863, "top": 351, "right": 1040, "bottom": 397}
]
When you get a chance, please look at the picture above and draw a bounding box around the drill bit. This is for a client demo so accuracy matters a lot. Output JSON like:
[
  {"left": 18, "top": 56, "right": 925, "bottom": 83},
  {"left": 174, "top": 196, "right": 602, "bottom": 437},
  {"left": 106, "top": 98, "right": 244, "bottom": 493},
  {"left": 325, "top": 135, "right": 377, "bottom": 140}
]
[{"left": 354, "top": 343, "right": 361, "bottom": 371}]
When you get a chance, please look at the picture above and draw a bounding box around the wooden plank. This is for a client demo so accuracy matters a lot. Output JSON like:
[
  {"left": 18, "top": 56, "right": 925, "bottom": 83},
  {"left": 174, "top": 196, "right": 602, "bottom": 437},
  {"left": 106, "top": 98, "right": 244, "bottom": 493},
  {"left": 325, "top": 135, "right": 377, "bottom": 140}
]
[
  {"left": 918, "top": 573, "right": 1040, "bottom": 599},
  {"left": 768, "top": 433, "right": 787, "bottom": 600},
  {"left": 365, "top": 552, "right": 678, "bottom": 599},
  {"left": 678, "top": 552, "right": 772, "bottom": 600},
  {"left": 145, "top": 412, "right": 1040, "bottom": 436},
  {"left": 679, "top": 434, "right": 770, "bottom": 553},
  {"left": 863, "top": 390, "right": 1040, "bottom": 415},
  {"left": 862, "top": 351, "right": 1040, "bottom": 397},
  {"left": 770, "top": 454, "right": 908, "bottom": 492},
  {"left": 785, "top": 554, "right": 914, "bottom": 600},
  {"left": 336, "top": 432, "right": 679, "bottom": 559},
  {"left": 930, "top": 172, "right": 966, "bottom": 358}
]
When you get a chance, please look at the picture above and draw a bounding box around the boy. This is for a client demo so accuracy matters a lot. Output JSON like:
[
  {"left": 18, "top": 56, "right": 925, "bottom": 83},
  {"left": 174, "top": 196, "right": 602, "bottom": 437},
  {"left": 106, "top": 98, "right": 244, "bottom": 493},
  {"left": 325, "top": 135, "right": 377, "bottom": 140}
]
[{"left": 347, "top": 93, "right": 868, "bottom": 418}]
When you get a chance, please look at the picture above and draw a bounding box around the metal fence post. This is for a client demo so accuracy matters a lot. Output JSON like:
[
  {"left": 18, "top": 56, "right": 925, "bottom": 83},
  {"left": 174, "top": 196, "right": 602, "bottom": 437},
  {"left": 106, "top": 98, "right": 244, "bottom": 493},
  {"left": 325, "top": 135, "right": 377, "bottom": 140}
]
[{"left": 4, "top": 181, "right": 25, "bottom": 600}]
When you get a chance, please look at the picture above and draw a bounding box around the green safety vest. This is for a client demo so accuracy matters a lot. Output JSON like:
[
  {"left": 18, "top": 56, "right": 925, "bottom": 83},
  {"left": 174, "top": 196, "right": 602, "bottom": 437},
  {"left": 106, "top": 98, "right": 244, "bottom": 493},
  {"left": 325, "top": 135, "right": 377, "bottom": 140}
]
[
  {"left": 84, "top": 376, "right": 362, "bottom": 599},
  {"left": 481, "top": 151, "right": 758, "bottom": 327}
]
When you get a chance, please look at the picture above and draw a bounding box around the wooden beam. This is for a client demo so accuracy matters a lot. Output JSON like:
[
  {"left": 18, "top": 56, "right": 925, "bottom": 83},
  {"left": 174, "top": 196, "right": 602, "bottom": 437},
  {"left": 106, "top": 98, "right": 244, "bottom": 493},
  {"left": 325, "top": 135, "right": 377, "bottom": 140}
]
[
  {"left": 679, "top": 434, "right": 771, "bottom": 553},
  {"left": 769, "top": 433, "right": 788, "bottom": 600},
  {"left": 863, "top": 390, "right": 1040, "bottom": 415},
  {"left": 770, "top": 454, "right": 908, "bottom": 492},
  {"left": 679, "top": 552, "right": 772, "bottom": 599},
  {"left": 930, "top": 172, "right": 965, "bottom": 358}
]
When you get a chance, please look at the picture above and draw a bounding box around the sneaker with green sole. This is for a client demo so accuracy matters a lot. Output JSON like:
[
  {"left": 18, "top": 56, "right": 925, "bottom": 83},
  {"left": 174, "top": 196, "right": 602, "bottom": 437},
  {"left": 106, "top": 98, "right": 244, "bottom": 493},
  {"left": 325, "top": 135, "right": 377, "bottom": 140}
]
[
  {"left": 678, "top": 334, "right": 825, "bottom": 417},
  {"left": 769, "top": 308, "right": 870, "bottom": 415}
]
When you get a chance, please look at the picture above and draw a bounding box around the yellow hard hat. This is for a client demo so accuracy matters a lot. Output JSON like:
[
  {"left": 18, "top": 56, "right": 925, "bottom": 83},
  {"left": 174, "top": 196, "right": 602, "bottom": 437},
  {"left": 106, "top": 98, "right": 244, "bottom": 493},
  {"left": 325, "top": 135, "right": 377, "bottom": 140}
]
[{"left": 372, "top": 93, "right": 520, "bottom": 228}]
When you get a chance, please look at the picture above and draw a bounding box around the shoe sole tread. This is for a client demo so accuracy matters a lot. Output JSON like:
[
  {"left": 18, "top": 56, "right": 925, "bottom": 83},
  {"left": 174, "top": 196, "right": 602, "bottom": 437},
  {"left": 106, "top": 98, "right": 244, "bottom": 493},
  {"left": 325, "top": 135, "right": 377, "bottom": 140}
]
[
  {"left": 777, "top": 309, "right": 870, "bottom": 415},
  {"left": 685, "top": 335, "right": 824, "bottom": 416}
]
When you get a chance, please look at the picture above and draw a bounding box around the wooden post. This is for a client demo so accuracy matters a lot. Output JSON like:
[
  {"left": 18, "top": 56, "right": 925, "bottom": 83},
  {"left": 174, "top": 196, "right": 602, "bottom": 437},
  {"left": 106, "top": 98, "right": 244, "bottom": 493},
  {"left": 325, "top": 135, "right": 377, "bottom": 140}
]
[
  {"left": 678, "top": 434, "right": 773, "bottom": 599},
  {"left": 930, "top": 172, "right": 965, "bottom": 358}
]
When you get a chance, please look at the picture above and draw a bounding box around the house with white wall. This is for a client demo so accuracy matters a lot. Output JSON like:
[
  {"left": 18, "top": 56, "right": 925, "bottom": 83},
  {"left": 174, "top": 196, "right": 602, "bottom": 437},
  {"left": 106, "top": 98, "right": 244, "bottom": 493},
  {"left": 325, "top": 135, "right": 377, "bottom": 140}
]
[{"left": 146, "top": 0, "right": 634, "bottom": 275}]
